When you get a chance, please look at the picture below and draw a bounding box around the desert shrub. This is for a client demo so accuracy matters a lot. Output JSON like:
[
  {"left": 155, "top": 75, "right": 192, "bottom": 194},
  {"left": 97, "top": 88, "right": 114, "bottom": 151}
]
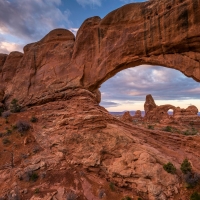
[
  {"left": 66, "top": 191, "right": 77, "bottom": 200},
  {"left": 19, "top": 171, "right": 39, "bottom": 182},
  {"left": 30, "top": 116, "right": 38, "bottom": 123},
  {"left": 5, "top": 128, "right": 12, "bottom": 136},
  {"left": 148, "top": 125, "right": 154, "bottom": 130},
  {"left": 16, "top": 120, "right": 31, "bottom": 133},
  {"left": 184, "top": 172, "right": 200, "bottom": 188},
  {"left": 183, "top": 128, "right": 198, "bottom": 136},
  {"left": 34, "top": 188, "right": 40, "bottom": 193},
  {"left": 32, "top": 145, "right": 40, "bottom": 154},
  {"left": 190, "top": 192, "right": 200, "bottom": 200},
  {"left": 138, "top": 198, "right": 142, "bottom": 200},
  {"left": 11, "top": 124, "right": 17, "bottom": 130},
  {"left": 0, "top": 108, "right": 3, "bottom": 114},
  {"left": 2, "top": 138, "right": 10, "bottom": 144},
  {"left": 29, "top": 172, "right": 39, "bottom": 182},
  {"left": 0, "top": 107, "right": 4, "bottom": 116},
  {"left": 181, "top": 159, "right": 192, "bottom": 174},
  {"left": 183, "top": 130, "right": 190, "bottom": 135},
  {"left": 163, "top": 162, "right": 176, "bottom": 174},
  {"left": 98, "top": 189, "right": 105, "bottom": 199},
  {"left": 10, "top": 99, "right": 21, "bottom": 113},
  {"left": 191, "top": 128, "right": 198, "bottom": 135},
  {"left": 21, "top": 153, "right": 28, "bottom": 159},
  {"left": 1, "top": 111, "right": 10, "bottom": 118},
  {"left": 122, "top": 196, "right": 132, "bottom": 200},
  {"left": 109, "top": 182, "right": 115, "bottom": 191},
  {"left": 163, "top": 126, "right": 172, "bottom": 132},
  {"left": 189, "top": 121, "right": 194, "bottom": 126}
]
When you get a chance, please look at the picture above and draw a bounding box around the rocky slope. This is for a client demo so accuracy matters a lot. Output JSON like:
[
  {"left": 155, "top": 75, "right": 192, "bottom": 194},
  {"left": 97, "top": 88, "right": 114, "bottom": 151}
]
[{"left": 0, "top": 0, "right": 200, "bottom": 199}]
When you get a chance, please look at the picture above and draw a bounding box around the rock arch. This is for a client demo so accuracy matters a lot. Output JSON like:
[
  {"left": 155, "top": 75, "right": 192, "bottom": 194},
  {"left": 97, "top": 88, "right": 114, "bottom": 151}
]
[
  {"left": 0, "top": 0, "right": 199, "bottom": 106},
  {"left": 75, "top": 0, "right": 200, "bottom": 91}
]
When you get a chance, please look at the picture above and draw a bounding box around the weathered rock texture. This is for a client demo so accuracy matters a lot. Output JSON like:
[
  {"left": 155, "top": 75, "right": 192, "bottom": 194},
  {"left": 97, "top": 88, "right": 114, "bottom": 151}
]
[
  {"left": 0, "top": 0, "right": 200, "bottom": 106},
  {"left": 0, "top": 0, "right": 200, "bottom": 199}
]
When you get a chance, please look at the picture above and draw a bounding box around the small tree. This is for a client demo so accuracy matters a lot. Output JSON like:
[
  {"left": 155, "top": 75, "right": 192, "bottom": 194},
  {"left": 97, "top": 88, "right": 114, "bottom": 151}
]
[
  {"left": 30, "top": 116, "right": 38, "bottom": 123},
  {"left": 181, "top": 159, "right": 192, "bottom": 174},
  {"left": 163, "top": 162, "right": 176, "bottom": 174},
  {"left": 148, "top": 125, "right": 154, "bottom": 130},
  {"left": 163, "top": 126, "right": 172, "bottom": 132},
  {"left": 10, "top": 99, "right": 21, "bottom": 113}
]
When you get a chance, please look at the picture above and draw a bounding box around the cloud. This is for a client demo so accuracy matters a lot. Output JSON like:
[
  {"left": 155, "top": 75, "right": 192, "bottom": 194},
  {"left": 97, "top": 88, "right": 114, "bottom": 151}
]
[
  {"left": 0, "top": 41, "right": 23, "bottom": 54},
  {"left": 100, "top": 101, "right": 121, "bottom": 108},
  {"left": 100, "top": 65, "right": 200, "bottom": 104},
  {"left": 76, "top": 0, "right": 102, "bottom": 7},
  {"left": 0, "top": 0, "right": 72, "bottom": 45},
  {"left": 69, "top": 28, "right": 79, "bottom": 36}
]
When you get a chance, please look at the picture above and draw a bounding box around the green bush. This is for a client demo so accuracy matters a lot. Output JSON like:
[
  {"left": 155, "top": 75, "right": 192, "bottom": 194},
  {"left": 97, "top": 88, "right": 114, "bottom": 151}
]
[
  {"left": 109, "top": 182, "right": 115, "bottom": 191},
  {"left": 148, "top": 125, "right": 154, "bottom": 130},
  {"left": 11, "top": 124, "right": 17, "bottom": 130},
  {"left": 181, "top": 159, "right": 192, "bottom": 174},
  {"left": 190, "top": 192, "right": 200, "bottom": 200},
  {"left": 163, "top": 162, "right": 176, "bottom": 174},
  {"left": 10, "top": 99, "right": 21, "bottom": 113},
  {"left": 183, "top": 128, "right": 198, "bottom": 136},
  {"left": 163, "top": 126, "right": 172, "bottom": 132},
  {"left": 29, "top": 172, "right": 39, "bottom": 182},
  {"left": 30, "top": 116, "right": 38, "bottom": 123},
  {"left": 122, "top": 196, "right": 132, "bottom": 200},
  {"left": 34, "top": 188, "right": 40, "bottom": 193},
  {"left": 2, "top": 138, "right": 10, "bottom": 145}
]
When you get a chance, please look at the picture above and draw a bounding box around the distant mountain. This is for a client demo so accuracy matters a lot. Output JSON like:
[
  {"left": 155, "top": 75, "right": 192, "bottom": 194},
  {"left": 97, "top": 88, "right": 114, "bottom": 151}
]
[
  {"left": 110, "top": 111, "right": 200, "bottom": 117},
  {"left": 110, "top": 111, "right": 145, "bottom": 117}
]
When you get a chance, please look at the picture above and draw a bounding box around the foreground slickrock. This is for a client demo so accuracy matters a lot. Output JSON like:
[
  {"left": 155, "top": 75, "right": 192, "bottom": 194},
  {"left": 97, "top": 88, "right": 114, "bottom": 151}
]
[{"left": 0, "top": 0, "right": 200, "bottom": 199}]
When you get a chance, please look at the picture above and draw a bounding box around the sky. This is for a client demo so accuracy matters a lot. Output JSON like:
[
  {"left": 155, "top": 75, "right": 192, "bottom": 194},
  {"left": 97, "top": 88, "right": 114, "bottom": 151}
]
[{"left": 1, "top": 0, "right": 200, "bottom": 112}]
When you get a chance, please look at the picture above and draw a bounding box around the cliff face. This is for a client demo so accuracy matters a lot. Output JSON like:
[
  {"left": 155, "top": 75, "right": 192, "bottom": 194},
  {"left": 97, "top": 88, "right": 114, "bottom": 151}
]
[
  {"left": 0, "top": 0, "right": 200, "bottom": 199},
  {"left": 0, "top": 0, "right": 200, "bottom": 106}
]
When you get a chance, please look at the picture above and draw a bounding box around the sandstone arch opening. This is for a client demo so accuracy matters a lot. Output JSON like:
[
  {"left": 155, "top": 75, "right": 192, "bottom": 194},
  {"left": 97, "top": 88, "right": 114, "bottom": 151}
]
[
  {"left": 168, "top": 109, "right": 174, "bottom": 116},
  {"left": 99, "top": 65, "right": 200, "bottom": 117}
]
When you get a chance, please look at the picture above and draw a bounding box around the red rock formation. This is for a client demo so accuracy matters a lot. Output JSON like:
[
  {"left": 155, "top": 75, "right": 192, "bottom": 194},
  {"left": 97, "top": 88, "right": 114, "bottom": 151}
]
[
  {"left": 121, "top": 111, "right": 133, "bottom": 122},
  {"left": 134, "top": 110, "right": 142, "bottom": 118},
  {"left": 0, "top": 0, "right": 200, "bottom": 199},
  {"left": 0, "top": 54, "right": 7, "bottom": 73},
  {"left": 0, "top": 0, "right": 199, "bottom": 106},
  {"left": 144, "top": 94, "right": 157, "bottom": 115},
  {"left": 144, "top": 94, "right": 200, "bottom": 124}
]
